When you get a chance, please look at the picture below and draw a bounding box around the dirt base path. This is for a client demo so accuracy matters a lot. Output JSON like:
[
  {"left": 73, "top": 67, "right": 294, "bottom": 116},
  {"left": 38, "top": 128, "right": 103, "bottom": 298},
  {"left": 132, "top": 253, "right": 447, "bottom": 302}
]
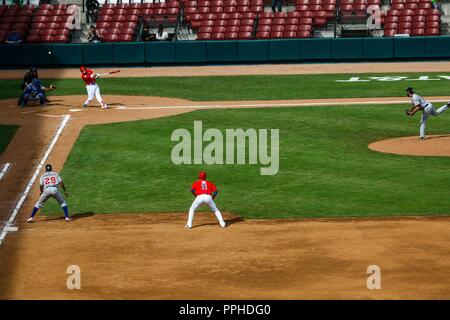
[
  {"left": 3, "top": 61, "right": 450, "bottom": 79},
  {"left": 1, "top": 95, "right": 450, "bottom": 299}
]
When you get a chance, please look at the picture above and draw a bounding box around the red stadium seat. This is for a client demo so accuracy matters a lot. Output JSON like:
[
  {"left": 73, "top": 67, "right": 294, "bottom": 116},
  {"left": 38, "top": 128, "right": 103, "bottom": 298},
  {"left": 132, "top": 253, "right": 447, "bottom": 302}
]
[
  {"left": 285, "top": 24, "right": 298, "bottom": 31},
  {"left": 426, "top": 15, "right": 440, "bottom": 22},
  {"left": 272, "top": 18, "right": 285, "bottom": 25},
  {"left": 256, "top": 31, "right": 269, "bottom": 39},
  {"left": 215, "top": 19, "right": 228, "bottom": 26},
  {"left": 270, "top": 31, "right": 283, "bottom": 38},
  {"left": 227, "top": 19, "right": 240, "bottom": 26},
  {"left": 26, "top": 34, "right": 41, "bottom": 42},
  {"left": 224, "top": 0, "right": 237, "bottom": 5},
  {"left": 224, "top": 31, "right": 238, "bottom": 39},
  {"left": 257, "top": 25, "right": 271, "bottom": 32},
  {"left": 426, "top": 27, "right": 439, "bottom": 35},
  {"left": 0, "top": 23, "right": 11, "bottom": 30},
  {"left": 238, "top": 0, "right": 250, "bottom": 5},
  {"left": 286, "top": 11, "right": 301, "bottom": 19},
  {"left": 226, "top": 25, "right": 239, "bottom": 32},
  {"left": 104, "top": 34, "right": 119, "bottom": 42},
  {"left": 240, "top": 25, "right": 253, "bottom": 32},
  {"left": 238, "top": 6, "right": 250, "bottom": 13},
  {"left": 299, "top": 17, "right": 313, "bottom": 24},
  {"left": 412, "top": 21, "right": 425, "bottom": 28},
  {"left": 387, "top": 10, "right": 400, "bottom": 16},
  {"left": 211, "top": 7, "right": 223, "bottom": 13},
  {"left": 35, "top": 9, "right": 51, "bottom": 16},
  {"left": 199, "top": 26, "right": 213, "bottom": 33},
  {"left": 212, "top": 26, "right": 226, "bottom": 33},
  {"left": 119, "top": 28, "right": 134, "bottom": 35},
  {"left": 298, "top": 24, "right": 312, "bottom": 31},
  {"left": 417, "top": 2, "right": 430, "bottom": 9},
  {"left": 201, "top": 20, "right": 215, "bottom": 27},
  {"left": 243, "top": 12, "right": 256, "bottom": 19},
  {"left": 297, "top": 30, "right": 311, "bottom": 38},
  {"left": 211, "top": 32, "right": 225, "bottom": 39},
  {"left": 227, "top": 13, "right": 243, "bottom": 19},
  {"left": 398, "top": 22, "right": 412, "bottom": 29},
  {"left": 40, "top": 34, "right": 54, "bottom": 43},
  {"left": 96, "top": 21, "right": 111, "bottom": 29},
  {"left": 412, "top": 15, "right": 426, "bottom": 22},
  {"left": 197, "top": 7, "right": 210, "bottom": 14},
  {"left": 55, "top": 28, "right": 70, "bottom": 36},
  {"left": 411, "top": 28, "right": 425, "bottom": 36},
  {"left": 384, "top": 22, "right": 398, "bottom": 30},
  {"left": 271, "top": 25, "right": 284, "bottom": 32},
  {"left": 197, "top": 32, "right": 211, "bottom": 40},
  {"left": 397, "top": 28, "right": 411, "bottom": 34},
  {"left": 54, "top": 35, "right": 69, "bottom": 43},
  {"left": 386, "top": 15, "right": 399, "bottom": 23},
  {"left": 223, "top": 6, "right": 236, "bottom": 13},
  {"left": 238, "top": 31, "right": 252, "bottom": 39},
  {"left": 52, "top": 9, "right": 66, "bottom": 16},
  {"left": 286, "top": 18, "right": 299, "bottom": 25},
  {"left": 399, "top": 15, "right": 413, "bottom": 22},
  {"left": 404, "top": 3, "right": 417, "bottom": 9},
  {"left": 427, "top": 8, "right": 440, "bottom": 15},
  {"left": 284, "top": 31, "right": 297, "bottom": 38},
  {"left": 426, "top": 21, "right": 439, "bottom": 28}
]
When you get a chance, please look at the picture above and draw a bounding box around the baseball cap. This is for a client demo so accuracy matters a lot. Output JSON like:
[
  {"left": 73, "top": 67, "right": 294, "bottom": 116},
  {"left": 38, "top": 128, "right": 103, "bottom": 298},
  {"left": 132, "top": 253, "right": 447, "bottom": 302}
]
[
  {"left": 406, "top": 87, "right": 414, "bottom": 94},
  {"left": 198, "top": 171, "right": 207, "bottom": 180},
  {"left": 45, "top": 164, "right": 52, "bottom": 172}
]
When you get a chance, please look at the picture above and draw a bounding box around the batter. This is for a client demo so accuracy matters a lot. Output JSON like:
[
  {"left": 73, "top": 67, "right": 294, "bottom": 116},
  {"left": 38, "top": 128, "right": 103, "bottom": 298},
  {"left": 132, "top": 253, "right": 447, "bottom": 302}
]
[
  {"left": 80, "top": 65, "right": 109, "bottom": 109},
  {"left": 186, "top": 171, "right": 226, "bottom": 229},
  {"left": 27, "top": 164, "right": 72, "bottom": 223}
]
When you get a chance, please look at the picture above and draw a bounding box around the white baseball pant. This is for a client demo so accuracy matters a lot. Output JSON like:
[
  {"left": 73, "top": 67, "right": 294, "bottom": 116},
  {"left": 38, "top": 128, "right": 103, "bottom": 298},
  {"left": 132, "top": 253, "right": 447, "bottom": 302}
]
[
  {"left": 83, "top": 83, "right": 106, "bottom": 108},
  {"left": 420, "top": 103, "right": 448, "bottom": 139},
  {"left": 187, "top": 194, "right": 225, "bottom": 228}
]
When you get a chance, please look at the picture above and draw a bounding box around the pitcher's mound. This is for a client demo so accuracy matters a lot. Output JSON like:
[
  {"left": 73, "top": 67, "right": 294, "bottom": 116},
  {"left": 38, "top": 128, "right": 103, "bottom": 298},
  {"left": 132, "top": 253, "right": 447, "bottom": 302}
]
[{"left": 369, "top": 135, "right": 450, "bottom": 156}]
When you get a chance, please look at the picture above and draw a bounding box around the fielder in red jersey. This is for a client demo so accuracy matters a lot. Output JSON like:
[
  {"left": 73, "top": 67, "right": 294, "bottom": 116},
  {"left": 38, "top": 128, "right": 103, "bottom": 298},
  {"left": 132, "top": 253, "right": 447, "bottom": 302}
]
[{"left": 186, "top": 171, "right": 226, "bottom": 229}]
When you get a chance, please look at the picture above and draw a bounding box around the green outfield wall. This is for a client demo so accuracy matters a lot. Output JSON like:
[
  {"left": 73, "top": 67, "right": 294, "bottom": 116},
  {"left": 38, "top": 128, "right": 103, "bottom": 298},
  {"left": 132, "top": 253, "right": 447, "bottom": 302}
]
[{"left": 1, "top": 36, "right": 450, "bottom": 67}]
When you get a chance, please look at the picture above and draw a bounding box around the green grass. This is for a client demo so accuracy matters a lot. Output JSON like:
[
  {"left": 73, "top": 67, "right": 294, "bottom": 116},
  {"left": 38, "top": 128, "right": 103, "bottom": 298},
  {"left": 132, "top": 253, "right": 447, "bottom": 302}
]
[
  {"left": 0, "top": 125, "right": 18, "bottom": 157},
  {"left": 1, "top": 72, "right": 450, "bottom": 101},
  {"left": 44, "top": 104, "right": 450, "bottom": 218}
]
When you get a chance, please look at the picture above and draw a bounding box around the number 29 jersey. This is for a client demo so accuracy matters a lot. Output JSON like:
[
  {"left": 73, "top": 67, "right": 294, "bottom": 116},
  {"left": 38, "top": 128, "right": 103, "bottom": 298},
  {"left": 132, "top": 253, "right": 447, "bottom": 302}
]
[
  {"left": 40, "top": 172, "right": 62, "bottom": 190},
  {"left": 191, "top": 180, "right": 217, "bottom": 196}
]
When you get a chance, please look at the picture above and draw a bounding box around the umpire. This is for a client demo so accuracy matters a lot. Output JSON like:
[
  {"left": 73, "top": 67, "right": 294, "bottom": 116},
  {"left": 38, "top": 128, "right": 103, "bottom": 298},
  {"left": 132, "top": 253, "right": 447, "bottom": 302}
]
[{"left": 18, "top": 67, "right": 50, "bottom": 105}]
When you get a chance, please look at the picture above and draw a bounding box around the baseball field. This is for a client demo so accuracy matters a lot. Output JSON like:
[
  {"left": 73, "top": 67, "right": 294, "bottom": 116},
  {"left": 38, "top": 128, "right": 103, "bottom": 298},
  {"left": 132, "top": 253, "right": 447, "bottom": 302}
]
[{"left": 1, "top": 62, "right": 450, "bottom": 299}]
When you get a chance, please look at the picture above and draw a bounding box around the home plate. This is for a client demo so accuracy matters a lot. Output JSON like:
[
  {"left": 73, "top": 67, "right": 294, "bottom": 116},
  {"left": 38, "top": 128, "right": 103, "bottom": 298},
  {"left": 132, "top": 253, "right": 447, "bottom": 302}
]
[{"left": 70, "top": 109, "right": 83, "bottom": 112}]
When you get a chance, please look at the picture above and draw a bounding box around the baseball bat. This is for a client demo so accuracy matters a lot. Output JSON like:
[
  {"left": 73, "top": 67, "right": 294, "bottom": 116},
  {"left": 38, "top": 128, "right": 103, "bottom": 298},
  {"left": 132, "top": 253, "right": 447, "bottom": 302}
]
[{"left": 97, "top": 70, "right": 121, "bottom": 77}]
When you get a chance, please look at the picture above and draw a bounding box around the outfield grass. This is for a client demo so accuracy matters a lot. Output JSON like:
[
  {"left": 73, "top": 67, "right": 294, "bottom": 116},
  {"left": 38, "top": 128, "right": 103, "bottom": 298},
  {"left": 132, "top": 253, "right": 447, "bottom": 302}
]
[
  {"left": 0, "top": 125, "right": 18, "bottom": 157},
  {"left": 44, "top": 104, "right": 450, "bottom": 218},
  {"left": 1, "top": 72, "right": 450, "bottom": 101}
]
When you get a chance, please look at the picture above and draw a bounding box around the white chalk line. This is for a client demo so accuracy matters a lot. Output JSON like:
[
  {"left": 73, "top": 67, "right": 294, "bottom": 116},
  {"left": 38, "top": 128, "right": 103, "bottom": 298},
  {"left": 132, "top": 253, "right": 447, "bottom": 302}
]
[
  {"left": 0, "top": 115, "right": 71, "bottom": 246},
  {"left": 0, "top": 163, "right": 11, "bottom": 181},
  {"left": 109, "top": 99, "right": 450, "bottom": 111}
]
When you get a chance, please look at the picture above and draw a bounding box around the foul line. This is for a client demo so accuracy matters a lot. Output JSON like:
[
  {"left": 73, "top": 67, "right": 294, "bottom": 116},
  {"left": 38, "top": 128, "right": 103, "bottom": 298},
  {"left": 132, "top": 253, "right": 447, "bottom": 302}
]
[
  {"left": 0, "top": 115, "right": 71, "bottom": 246},
  {"left": 0, "top": 163, "right": 11, "bottom": 181},
  {"left": 111, "top": 99, "right": 450, "bottom": 111}
]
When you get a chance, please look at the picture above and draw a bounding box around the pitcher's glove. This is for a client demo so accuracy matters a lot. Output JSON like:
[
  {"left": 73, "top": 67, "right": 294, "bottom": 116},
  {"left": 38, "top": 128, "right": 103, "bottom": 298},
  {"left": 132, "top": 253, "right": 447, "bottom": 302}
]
[
  {"left": 49, "top": 84, "right": 56, "bottom": 90},
  {"left": 406, "top": 109, "right": 413, "bottom": 116}
]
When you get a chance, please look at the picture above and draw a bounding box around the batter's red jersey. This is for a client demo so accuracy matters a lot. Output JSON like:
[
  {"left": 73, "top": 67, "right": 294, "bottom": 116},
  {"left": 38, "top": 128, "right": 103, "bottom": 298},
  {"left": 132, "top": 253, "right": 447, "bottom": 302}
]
[
  {"left": 191, "top": 180, "right": 217, "bottom": 196},
  {"left": 81, "top": 69, "right": 96, "bottom": 85}
]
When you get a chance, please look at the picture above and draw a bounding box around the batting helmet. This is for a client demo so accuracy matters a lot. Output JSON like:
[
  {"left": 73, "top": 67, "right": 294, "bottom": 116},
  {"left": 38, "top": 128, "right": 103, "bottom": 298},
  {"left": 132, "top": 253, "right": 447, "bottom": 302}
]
[
  {"left": 45, "top": 164, "right": 52, "bottom": 172},
  {"left": 198, "top": 171, "right": 207, "bottom": 180}
]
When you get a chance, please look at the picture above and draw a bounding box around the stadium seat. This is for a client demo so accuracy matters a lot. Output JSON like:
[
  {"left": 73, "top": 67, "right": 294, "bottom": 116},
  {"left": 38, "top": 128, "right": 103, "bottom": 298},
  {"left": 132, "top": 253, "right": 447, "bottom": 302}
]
[
  {"left": 240, "top": 25, "right": 253, "bottom": 32},
  {"left": 426, "top": 27, "right": 439, "bottom": 35},
  {"left": 298, "top": 30, "right": 311, "bottom": 37},
  {"left": 212, "top": 26, "right": 226, "bottom": 33},
  {"left": 286, "top": 18, "right": 299, "bottom": 25},
  {"left": 211, "top": 32, "right": 225, "bottom": 39},
  {"left": 411, "top": 28, "right": 425, "bottom": 36},
  {"left": 285, "top": 24, "right": 298, "bottom": 31},
  {"left": 384, "top": 22, "right": 398, "bottom": 30},
  {"left": 298, "top": 24, "right": 312, "bottom": 31},
  {"left": 228, "top": 19, "right": 240, "bottom": 26},
  {"left": 197, "top": 32, "right": 211, "bottom": 39},
  {"left": 228, "top": 13, "right": 243, "bottom": 20},
  {"left": 299, "top": 17, "right": 313, "bottom": 24},
  {"left": 53, "top": 35, "right": 68, "bottom": 43},
  {"left": 223, "top": 6, "right": 236, "bottom": 13},
  {"left": 284, "top": 31, "right": 297, "bottom": 38},
  {"left": 104, "top": 34, "right": 119, "bottom": 42},
  {"left": 260, "top": 12, "right": 274, "bottom": 19},
  {"left": 224, "top": 31, "right": 238, "bottom": 39},
  {"left": 26, "top": 34, "right": 41, "bottom": 42},
  {"left": 426, "top": 21, "right": 439, "bottom": 28},
  {"left": 399, "top": 15, "right": 413, "bottom": 22},
  {"left": 238, "top": 31, "right": 252, "bottom": 39},
  {"left": 257, "top": 25, "right": 271, "bottom": 32},
  {"left": 397, "top": 28, "right": 411, "bottom": 34},
  {"left": 215, "top": 20, "right": 227, "bottom": 26},
  {"left": 255, "top": 30, "right": 269, "bottom": 39},
  {"left": 243, "top": 12, "right": 256, "bottom": 19},
  {"left": 272, "top": 18, "right": 285, "bottom": 25},
  {"left": 226, "top": 25, "right": 239, "bottom": 32},
  {"left": 271, "top": 25, "right": 284, "bottom": 32}
]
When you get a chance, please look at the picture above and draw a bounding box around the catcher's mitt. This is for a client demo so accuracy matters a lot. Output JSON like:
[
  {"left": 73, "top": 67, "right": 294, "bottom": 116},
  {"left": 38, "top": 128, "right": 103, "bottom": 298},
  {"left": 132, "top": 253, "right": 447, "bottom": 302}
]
[{"left": 49, "top": 84, "right": 57, "bottom": 90}]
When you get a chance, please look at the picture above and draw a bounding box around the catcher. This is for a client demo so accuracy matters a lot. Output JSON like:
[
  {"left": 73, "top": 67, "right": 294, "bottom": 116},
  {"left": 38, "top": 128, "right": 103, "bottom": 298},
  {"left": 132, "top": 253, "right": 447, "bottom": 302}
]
[
  {"left": 405, "top": 87, "right": 449, "bottom": 140},
  {"left": 20, "top": 78, "right": 56, "bottom": 108}
]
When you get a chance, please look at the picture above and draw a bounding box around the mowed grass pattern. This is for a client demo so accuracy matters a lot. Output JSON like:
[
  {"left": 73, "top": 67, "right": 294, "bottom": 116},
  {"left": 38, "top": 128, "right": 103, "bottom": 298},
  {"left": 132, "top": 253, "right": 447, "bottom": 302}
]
[
  {"left": 44, "top": 105, "right": 450, "bottom": 218},
  {"left": 2, "top": 72, "right": 450, "bottom": 101}
]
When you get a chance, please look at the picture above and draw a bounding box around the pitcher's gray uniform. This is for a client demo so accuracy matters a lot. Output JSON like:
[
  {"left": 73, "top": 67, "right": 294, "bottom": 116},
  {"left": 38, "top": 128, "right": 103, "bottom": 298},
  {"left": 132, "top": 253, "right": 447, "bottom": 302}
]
[
  {"left": 406, "top": 87, "right": 449, "bottom": 140},
  {"left": 35, "top": 171, "right": 67, "bottom": 209}
]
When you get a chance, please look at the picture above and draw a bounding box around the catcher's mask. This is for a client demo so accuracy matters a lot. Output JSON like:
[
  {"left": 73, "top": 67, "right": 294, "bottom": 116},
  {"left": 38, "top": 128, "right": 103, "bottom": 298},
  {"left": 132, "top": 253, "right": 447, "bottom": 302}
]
[
  {"left": 406, "top": 87, "right": 414, "bottom": 96},
  {"left": 198, "top": 171, "right": 207, "bottom": 180},
  {"left": 45, "top": 164, "right": 52, "bottom": 172}
]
